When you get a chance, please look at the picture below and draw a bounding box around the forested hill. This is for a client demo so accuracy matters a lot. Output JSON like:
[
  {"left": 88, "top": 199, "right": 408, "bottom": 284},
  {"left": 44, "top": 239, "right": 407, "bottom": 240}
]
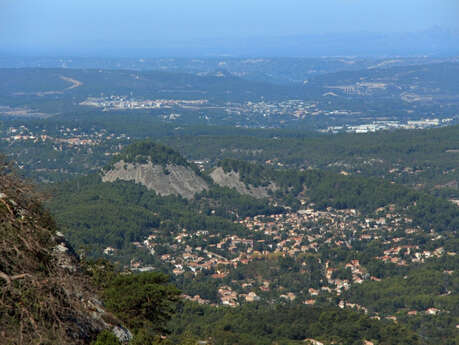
[{"left": 109, "top": 140, "right": 191, "bottom": 168}]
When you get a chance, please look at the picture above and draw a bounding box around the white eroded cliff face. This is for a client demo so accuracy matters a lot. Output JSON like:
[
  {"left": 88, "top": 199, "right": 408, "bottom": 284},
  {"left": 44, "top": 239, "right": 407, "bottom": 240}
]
[
  {"left": 102, "top": 160, "right": 208, "bottom": 199},
  {"left": 210, "top": 167, "right": 276, "bottom": 199}
]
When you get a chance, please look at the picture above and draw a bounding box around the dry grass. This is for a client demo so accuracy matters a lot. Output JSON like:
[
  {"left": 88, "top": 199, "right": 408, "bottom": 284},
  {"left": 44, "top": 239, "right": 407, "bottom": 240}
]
[{"left": 0, "top": 159, "right": 107, "bottom": 345}]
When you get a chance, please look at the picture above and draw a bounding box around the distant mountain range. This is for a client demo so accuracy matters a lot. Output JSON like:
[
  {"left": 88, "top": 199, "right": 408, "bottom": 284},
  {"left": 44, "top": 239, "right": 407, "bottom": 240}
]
[
  {"left": 2, "top": 28, "right": 458, "bottom": 58},
  {"left": 208, "top": 28, "right": 459, "bottom": 57}
]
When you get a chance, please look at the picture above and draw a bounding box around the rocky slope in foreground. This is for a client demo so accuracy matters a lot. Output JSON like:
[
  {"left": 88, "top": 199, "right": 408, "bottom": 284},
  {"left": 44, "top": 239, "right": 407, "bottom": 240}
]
[{"left": 0, "top": 166, "right": 126, "bottom": 344}]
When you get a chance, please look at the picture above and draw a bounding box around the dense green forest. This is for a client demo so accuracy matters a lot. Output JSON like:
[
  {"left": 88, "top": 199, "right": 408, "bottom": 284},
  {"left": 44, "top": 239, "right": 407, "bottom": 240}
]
[
  {"left": 168, "top": 302, "right": 423, "bottom": 345},
  {"left": 109, "top": 140, "right": 191, "bottom": 167},
  {"left": 343, "top": 256, "right": 459, "bottom": 344}
]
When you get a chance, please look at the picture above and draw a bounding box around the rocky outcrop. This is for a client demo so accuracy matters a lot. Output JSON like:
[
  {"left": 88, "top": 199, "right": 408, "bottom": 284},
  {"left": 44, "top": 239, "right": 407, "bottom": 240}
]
[
  {"left": 0, "top": 171, "right": 127, "bottom": 344},
  {"left": 102, "top": 160, "right": 209, "bottom": 199},
  {"left": 113, "top": 326, "right": 133, "bottom": 343},
  {"left": 210, "top": 167, "right": 276, "bottom": 199}
]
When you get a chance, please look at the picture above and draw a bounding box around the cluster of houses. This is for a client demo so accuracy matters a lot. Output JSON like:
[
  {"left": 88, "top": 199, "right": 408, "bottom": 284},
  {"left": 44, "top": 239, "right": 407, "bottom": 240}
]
[
  {"left": 143, "top": 230, "right": 254, "bottom": 277},
  {"left": 2, "top": 125, "right": 128, "bottom": 147},
  {"left": 225, "top": 100, "right": 320, "bottom": 119},
  {"left": 80, "top": 96, "right": 208, "bottom": 111},
  {"left": 377, "top": 243, "right": 451, "bottom": 265}
]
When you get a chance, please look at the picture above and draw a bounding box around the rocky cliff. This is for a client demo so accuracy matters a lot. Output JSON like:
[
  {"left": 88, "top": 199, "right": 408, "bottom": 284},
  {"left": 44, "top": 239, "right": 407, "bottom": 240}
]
[
  {"left": 102, "top": 160, "right": 209, "bottom": 199},
  {"left": 210, "top": 167, "right": 276, "bottom": 199}
]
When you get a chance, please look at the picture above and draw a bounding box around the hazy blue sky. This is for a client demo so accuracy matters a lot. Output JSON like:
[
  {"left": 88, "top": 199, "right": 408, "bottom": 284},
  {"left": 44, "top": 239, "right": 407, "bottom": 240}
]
[{"left": 1, "top": 0, "right": 458, "bottom": 56}]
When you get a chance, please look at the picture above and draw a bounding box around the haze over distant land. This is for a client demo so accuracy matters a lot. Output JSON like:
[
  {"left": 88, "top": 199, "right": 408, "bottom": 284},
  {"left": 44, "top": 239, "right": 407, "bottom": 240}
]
[{"left": 1, "top": 0, "right": 459, "bottom": 57}]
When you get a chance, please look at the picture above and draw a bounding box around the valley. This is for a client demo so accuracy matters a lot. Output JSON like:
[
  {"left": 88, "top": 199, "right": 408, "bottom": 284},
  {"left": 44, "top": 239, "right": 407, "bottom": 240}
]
[{"left": 0, "top": 58, "right": 457, "bottom": 345}]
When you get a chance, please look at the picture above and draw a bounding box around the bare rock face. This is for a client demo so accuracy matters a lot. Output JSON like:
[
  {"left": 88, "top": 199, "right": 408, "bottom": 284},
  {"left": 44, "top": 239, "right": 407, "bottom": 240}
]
[
  {"left": 113, "top": 326, "right": 133, "bottom": 343},
  {"left": 102, "top": 161, "right": 209, "bottom": 199},
  {"left": 210, "top": 167, "right": 276, "bottom": 199}
]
